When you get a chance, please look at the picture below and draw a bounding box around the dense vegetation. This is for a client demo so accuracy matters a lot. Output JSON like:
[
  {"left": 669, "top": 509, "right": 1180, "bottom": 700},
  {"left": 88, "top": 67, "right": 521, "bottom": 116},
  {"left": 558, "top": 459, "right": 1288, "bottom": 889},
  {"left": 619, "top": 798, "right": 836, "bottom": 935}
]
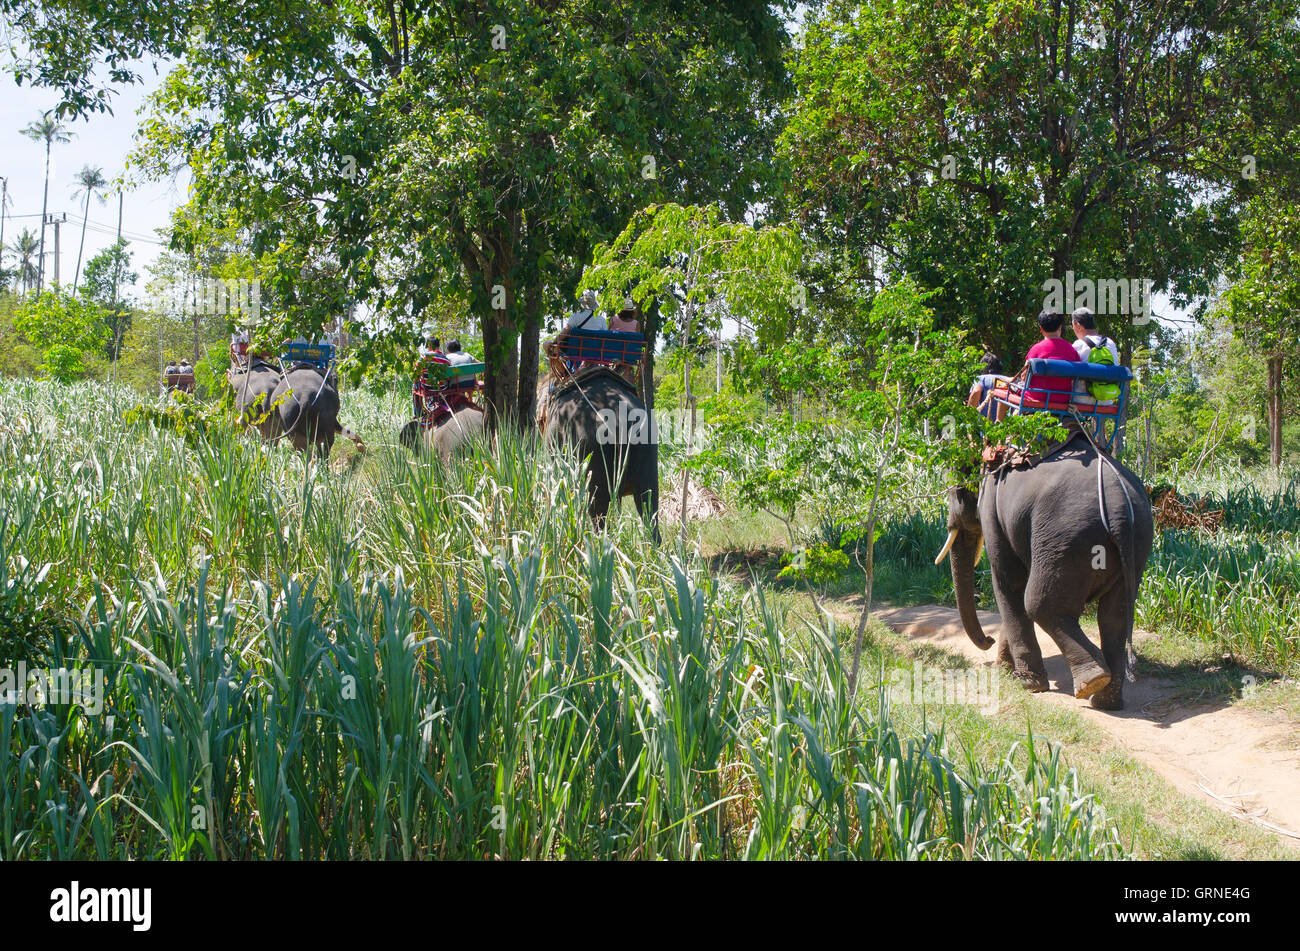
[
  {"left": 0, "top": 380, "right": 1130, "bottom": 859},
  {"left": 2, "top": 0, "right": 1298, "bottom": 862}
]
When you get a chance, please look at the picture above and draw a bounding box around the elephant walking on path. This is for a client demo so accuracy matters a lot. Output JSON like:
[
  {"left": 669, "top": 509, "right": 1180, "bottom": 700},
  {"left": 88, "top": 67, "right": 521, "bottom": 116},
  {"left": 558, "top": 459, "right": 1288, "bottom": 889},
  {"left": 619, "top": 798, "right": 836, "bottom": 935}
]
[
  {"left": 538, "top": 368, "right": 659, "bottom": 537},
  {"left": 938, "top": 432, "right": 1154, "bottom": 709}
]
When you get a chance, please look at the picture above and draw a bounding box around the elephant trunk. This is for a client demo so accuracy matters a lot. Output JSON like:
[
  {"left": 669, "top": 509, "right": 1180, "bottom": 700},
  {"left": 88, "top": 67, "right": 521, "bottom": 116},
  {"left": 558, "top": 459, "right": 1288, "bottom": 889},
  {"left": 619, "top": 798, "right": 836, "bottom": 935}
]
[{"left": 944, "top": 529, "right": 995, "bottom": 651}]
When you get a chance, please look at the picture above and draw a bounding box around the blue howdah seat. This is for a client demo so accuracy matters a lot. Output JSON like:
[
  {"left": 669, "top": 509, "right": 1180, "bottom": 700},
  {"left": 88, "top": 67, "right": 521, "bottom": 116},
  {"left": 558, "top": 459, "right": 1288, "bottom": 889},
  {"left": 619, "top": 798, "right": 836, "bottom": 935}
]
[
  {"left": 989, "top": 358, "right": 1132, "bottom": 452},
  {"left": 557, "top": 328, "right": 645, "bottom": 365},
  {"left": 280, "top": 341, "right": 335, "bottom": 370}
]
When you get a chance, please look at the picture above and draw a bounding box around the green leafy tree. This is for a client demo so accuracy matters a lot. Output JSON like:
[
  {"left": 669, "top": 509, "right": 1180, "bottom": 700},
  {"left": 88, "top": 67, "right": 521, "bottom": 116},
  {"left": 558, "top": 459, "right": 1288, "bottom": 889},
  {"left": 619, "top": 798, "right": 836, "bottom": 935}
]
[
  {"left": 14, "top": 1, "right": 794, "bottom": 427},
  {"left": 13, "top": 288, "right": 110, "bottom": 381},
  {"left": 779, "top": 0, "right": 1300, "bottom": 378},
  {"left": 81, "top": 238, "right": 137, "bottom": 359},
  {"left": 7, "top": 227, "right": 40, "bottom": 296},
  {"left": 1224, "top": 196, "right": 1300, "bottom": 471}
]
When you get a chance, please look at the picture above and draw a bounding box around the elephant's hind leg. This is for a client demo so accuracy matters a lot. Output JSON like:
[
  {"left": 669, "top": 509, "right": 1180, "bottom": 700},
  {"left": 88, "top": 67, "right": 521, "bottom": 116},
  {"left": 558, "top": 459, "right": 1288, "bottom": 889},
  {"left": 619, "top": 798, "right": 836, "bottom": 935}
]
[
  {"left": 1025, "top": 579, "right": 1111, "bottom": 700},
  {"left": 1090, "top": 584, "right": 1130, "bottom": 710},
  {"left": 586, "top": 472, "right": 612, "bottom": 530}
]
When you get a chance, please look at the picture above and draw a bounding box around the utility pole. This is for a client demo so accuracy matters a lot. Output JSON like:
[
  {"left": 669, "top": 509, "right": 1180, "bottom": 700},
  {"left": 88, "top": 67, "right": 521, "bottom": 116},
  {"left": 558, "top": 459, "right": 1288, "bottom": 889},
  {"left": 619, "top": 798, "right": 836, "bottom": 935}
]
[
  {"left": 0, "top": 177, "right": 7, "bottom": 279},
  {"left": 45, "top": 212, "right": 67, "bottom": 288},
  {"left": 715, "top": 327, "right": 723, "bottom": 393}
]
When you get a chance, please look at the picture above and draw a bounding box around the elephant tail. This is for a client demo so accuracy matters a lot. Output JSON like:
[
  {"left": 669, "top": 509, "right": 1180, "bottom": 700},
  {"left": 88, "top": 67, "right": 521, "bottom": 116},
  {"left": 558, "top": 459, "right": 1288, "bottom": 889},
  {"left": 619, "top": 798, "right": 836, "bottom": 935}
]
[
  {"left": 1116, "top": 521, "right": 1139, "bottom": 683},
  {"left": 1101, "top": 463, "right": 1141, "bottom": 684}
]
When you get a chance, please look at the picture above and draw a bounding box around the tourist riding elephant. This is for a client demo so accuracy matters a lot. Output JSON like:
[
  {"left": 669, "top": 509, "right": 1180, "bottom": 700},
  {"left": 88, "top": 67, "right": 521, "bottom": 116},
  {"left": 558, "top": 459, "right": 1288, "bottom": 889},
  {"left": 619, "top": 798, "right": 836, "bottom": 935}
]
[
  {"left": 271, "top": 367, "right": 365, "bottom": 459},
  {"left": 538, "top": 368, "right": 659, "bottom": 537},
  {"left": 399, "top": 406, "right": 485, "bottom": 463},
  {"left": 936, "top": 433, "right": 1154, "bottom": 709},
  {"left": 227, "top": 360, "right": 282, "bottom": 439}
]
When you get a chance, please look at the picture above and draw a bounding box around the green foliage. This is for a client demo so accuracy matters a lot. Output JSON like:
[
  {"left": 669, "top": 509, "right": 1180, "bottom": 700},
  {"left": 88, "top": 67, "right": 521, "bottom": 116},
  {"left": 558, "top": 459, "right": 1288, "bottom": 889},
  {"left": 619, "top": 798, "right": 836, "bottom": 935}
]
[
  {"left": 12, "top": 289, "right": 110, "bottom": 382},
  {"left": 779, "top": 1, "right": 1300, "bottom": 360},
  {"left": 583, "top": 202, "right": 804, "bottom": 343},
  {"left": 1225, "top": 196, "right": 1300, "bottom": 358},
  {"left": 80, "top": 239, "right": 136, "bottom": 358},
  {"left": 122, "top": 390, "right": 242, "bottom": 449},
  {"left": 0, "top": 377, "right": 1124, "bottom": 860},
  {"left": 33, "top": 1, "right": 796, "bottom": 396},
  {"left": 779, "top": 542, "right": 850, "bottom": 588}
]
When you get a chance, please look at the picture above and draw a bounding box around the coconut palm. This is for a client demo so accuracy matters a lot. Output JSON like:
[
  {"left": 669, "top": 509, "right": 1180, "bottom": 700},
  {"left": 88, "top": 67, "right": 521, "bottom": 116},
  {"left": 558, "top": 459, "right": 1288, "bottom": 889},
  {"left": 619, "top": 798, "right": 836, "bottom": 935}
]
[
  {"left": 21, "top": 112, "right": 73, "bottom": 293},
  {"left": 9, "top": 228, "right": 41, "bottom": 296},
  {"left": 71, "top": 165, "right": 109, "bottom": 290}
]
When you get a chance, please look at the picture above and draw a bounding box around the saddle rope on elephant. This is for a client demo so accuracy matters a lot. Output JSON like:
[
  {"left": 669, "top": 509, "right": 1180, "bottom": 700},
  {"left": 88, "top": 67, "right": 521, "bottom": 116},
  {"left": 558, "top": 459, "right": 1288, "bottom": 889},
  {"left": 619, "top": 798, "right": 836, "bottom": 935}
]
[{"left": 1070, "top": 410, "right": 1141, "bottom": 681}]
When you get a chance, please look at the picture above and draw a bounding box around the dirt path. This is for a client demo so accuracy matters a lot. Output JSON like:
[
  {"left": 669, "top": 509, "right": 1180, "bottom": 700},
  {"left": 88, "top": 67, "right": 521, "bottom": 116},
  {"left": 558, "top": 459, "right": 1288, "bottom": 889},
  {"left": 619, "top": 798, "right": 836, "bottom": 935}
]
[{"left": 872, "top": 604, "right": 1300, "bottom": 848}]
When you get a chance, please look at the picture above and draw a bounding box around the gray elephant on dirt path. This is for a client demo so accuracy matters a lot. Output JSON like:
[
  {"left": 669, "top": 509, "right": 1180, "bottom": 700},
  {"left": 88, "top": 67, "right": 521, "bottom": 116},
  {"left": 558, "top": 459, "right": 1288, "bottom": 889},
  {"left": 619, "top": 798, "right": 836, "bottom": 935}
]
[
  {"left": 538, "top": 368, "right": 659, "bottom": 538},
  {"left": 937, "top": 432, "right": 1154, "bottom": 710}
]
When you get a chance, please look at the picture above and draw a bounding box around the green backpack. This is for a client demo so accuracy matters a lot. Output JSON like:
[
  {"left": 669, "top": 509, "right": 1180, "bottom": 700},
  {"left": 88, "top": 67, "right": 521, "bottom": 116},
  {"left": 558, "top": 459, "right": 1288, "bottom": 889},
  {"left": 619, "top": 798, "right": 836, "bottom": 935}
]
[{"left": 1084, "top": 336, "right": 1121, "bottom": 401}]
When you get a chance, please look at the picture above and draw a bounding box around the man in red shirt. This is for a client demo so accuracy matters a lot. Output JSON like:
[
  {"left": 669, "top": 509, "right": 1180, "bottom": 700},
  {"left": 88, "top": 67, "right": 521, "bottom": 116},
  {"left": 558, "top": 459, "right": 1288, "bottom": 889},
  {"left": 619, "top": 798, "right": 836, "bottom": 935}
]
[
  {"left": 1021, "top": 309, "right": 1080, "bottom": 406},
  {"left": 994, "top": 310, "right": 1080, "bottom": 418}
]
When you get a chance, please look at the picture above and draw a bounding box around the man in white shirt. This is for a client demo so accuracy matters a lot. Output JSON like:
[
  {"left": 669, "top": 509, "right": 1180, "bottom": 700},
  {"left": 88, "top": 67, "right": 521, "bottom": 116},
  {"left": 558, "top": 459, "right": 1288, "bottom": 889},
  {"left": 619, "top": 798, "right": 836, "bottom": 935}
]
[
  {"left": 566, "top": 306, "right": 607, "bottom": 332},
  {"left": 1070, "top": 307, "right": 1119, "bottom": 365},
  {"left": 445, "top": 340, "right": 476, "bottom": 386}
]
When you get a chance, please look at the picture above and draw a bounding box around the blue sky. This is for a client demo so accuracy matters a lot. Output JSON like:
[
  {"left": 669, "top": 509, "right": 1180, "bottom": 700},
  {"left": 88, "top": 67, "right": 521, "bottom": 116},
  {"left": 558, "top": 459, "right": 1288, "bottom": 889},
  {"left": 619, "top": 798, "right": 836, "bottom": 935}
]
[{"left": 1, "top": 62, "right": 179, "bottom": 297}]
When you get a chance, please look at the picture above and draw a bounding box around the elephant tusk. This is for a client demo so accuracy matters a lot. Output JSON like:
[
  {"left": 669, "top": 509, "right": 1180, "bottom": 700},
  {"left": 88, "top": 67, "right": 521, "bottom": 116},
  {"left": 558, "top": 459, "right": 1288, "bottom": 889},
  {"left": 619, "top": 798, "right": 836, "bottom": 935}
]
[
  {"left": 934, "top": 529, "right": 958, "bottom": 565},
  {"left": 974, "top": 538, "right": 985, "bottom": 567}
]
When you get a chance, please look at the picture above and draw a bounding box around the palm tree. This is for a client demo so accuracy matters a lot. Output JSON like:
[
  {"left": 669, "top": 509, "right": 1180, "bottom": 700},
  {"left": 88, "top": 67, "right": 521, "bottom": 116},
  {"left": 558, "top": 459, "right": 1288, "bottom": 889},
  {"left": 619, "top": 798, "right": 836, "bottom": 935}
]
[
  {"left": 9, "top": 228, "right": 41, "bottom": 296},
  {"left": 21, "top": 112, "right": 73, "bottom": 293},
  {"left": 71, "top": 165, "right": 109, "bottom": 290}
]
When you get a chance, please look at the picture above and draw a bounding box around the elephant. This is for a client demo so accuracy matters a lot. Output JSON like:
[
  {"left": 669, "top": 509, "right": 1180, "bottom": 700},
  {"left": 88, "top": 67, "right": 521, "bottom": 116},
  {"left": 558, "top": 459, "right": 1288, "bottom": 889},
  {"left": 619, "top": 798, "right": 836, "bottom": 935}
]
[
  {"left": 227, "top": 360, "right": 283, "bottom": 439},
  {"left": 270, "top": 367, "right": 365, "bottom": 459},
  {"left": 936, "top": 432, "right": 1153, "bottom": 709},
  {"left": 538, "top": 368, "right": 659, "bottom": 537},
  {"left": 399, "top": 405, "right": 486, "bottom": 463}
]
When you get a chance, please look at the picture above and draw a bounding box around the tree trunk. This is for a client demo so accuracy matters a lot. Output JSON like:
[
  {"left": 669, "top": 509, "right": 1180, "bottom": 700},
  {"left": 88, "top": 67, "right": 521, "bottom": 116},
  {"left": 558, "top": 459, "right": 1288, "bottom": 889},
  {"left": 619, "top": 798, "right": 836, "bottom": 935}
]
[
  {"left": 1142, "top": 395, "right": 1153, "bottom": 482},
  {"left": 482, "top": 310, "right": 519, "bottom": 432},
  {"left": 640, "top": 297, "right": 661, "bottom": 413},
  {"left": 1114, "top": 330, "right": 1132, "bottom": 460},
  {"left": 37, "top": 145, "right": 50, "bottom": 294},
  {"left": 517, "top": 287, "right": 541, "bottom": 425},
  {"left": 74, "top": 191, "right": 90, "bottom": 290},
  {"left": 1269, "top": 354, "right": 1283, "bottom": 471},
  {"left": 679, "top": 300, "right": 696, "bottom": 546}
]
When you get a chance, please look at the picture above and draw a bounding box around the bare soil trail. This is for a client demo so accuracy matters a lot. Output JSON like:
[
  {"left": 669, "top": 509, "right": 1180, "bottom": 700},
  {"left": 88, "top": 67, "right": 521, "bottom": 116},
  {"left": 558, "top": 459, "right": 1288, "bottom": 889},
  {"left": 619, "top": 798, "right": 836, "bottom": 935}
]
[{"left": 872, "top": 604, "right": 1300, "bottom": 848}]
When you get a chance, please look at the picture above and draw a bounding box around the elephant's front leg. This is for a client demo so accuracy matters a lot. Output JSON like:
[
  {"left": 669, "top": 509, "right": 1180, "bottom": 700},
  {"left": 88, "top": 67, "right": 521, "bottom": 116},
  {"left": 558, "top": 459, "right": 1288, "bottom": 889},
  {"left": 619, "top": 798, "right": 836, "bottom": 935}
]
[{"left": 989, "top": 559, "right": 1049, "bottom": 692}]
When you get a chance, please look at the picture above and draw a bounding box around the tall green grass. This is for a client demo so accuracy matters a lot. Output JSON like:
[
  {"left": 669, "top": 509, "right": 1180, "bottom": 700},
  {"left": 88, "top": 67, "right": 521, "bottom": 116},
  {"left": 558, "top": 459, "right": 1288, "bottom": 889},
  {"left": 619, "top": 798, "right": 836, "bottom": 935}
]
[
  {"left": 0, "top": 379, "right": 1123, "bottom": 859},
  {"left": 1137, "top": 530, "right": 1300, "bottom": 672}
]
